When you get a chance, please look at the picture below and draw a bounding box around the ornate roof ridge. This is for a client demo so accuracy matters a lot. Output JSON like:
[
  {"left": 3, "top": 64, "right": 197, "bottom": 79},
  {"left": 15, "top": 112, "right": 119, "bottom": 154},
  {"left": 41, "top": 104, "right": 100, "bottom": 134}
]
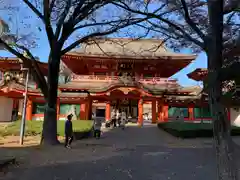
[
  {"left": 65, "top": 52, "right": 196, "bottom": 60},
  {"left": 68, "top": 38, "right": 197, "bottom": 60}
]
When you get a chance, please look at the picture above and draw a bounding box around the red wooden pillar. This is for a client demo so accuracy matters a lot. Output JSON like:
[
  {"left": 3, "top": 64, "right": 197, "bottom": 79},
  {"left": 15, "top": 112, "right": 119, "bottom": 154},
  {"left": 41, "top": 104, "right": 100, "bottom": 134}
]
[
  {"left": 138, "top": 99, "right": 143, "bottom": 125},
  {"left": 163, "top": 104, "right": 168, "bottom": 122},
  {"left": 88, "top": 98, "right": 92, "bottom": 120},
  {"left": 105, "top": 102, "right": 111, "bottom": 121},
  {"left": 152, "top": 99, "right": 157, "bottom": 124},
  {"left": 85, "top": 100, "right": 89, "bottom": 120},
  {"left": 80, "top": 102, "right": 86, "bottom": 120},
  {"left": 188, "top": 104, "right": 194, "bottom": 121},
  {"left": 26, "top": 98, "right": 33, "bottom": 121},
  {"left": 56, "top": 98, "right": 60, "bottom": 120},
  {"left": 158, "top": 100, "right": 163, "bottom": 122},
  {"left": 227, "top": 108, "right": 231, "bottom": 121}
]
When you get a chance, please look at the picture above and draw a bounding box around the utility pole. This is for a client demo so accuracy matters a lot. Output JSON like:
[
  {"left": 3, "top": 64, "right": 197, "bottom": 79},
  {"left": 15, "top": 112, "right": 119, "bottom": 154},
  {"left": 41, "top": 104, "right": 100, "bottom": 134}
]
[{"left": 19, "top": 65, "right": 29, "bottom": 145}]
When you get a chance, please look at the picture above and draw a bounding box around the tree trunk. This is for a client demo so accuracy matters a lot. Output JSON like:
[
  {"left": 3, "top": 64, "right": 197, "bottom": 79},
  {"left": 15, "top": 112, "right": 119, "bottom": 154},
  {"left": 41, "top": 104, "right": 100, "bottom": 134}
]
[
  {"left": 41, "top": 52, "right": 61, "bottom": 145},
  {"left": 208, "top": 69, "right": 238, "bottom": 180},
  {"left": 207, "top": 1, "right": 238, "bottom": 179},
  {"left": 42, "top": 105, "right": 59, "bottom": 145}
]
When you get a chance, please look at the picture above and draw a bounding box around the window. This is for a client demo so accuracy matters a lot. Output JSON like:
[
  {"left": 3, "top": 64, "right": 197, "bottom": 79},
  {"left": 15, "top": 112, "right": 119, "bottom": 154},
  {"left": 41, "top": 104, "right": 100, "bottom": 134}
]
[
  {"left": 60, "top": 104, "right": 80, "bottom": 118},
  {"left": 32, "top": 103, "right": 45, "bottom": 114},
  {"left": 194, "top": 107, "right": 211, "bottom": 118},
  {"left": 168, "top": 106, "right": 189, "bottom": 118}
]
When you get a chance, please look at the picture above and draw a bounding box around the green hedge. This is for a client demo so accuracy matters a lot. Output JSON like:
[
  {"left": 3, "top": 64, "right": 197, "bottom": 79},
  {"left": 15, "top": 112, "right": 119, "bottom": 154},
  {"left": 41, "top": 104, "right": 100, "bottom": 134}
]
[
  {"left": 0, "top": 120, "right": 93, "bottom": 137},
  {"left": 158, "top": 122, "right": 240, "bottom": 138}
]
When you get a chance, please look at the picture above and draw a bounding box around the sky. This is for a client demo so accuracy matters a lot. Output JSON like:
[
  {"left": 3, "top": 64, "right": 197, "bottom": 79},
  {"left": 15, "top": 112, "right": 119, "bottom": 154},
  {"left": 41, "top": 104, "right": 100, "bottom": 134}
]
[{"left": 0, "top": 1, "right": 208, "bottom": 87}]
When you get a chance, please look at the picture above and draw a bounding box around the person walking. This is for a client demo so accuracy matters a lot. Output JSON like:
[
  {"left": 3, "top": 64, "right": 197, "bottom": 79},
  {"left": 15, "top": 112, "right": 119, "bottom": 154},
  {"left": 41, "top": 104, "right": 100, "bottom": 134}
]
[
  {"left": 111, "top": 109, "right": 117, "bottom": 127},
  {"left": 116, "top": 109, "right": 121, "bottom": 127},
  {"left": 93, "top": 117, "right": 102, "bottom": 139},
  {"left": 121, "top": 111, "right": 127, "bottom": 130},
  {"left": 65, "top": 114, "right": 73, "bottom": 149}
]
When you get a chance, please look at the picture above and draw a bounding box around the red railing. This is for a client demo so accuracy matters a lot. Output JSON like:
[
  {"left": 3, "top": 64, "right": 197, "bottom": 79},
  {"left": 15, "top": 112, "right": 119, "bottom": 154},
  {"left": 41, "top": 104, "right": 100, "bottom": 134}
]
[
  {"left": 71, "top": 74, "right": 177, "bottom": 85},
  {"left": 138, "top": 77, "right": 177, "bottom": 85},
  {"left": 71, "top": 74, "right": 118, "bottom": 81}
]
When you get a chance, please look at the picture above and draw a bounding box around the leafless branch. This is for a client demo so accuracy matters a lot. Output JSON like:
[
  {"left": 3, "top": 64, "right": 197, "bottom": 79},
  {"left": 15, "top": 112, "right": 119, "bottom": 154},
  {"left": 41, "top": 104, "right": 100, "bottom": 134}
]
[
  {"left": 90, "top": 27, "right": 151, "bottom": 58},
  {"left": 0, "top": 37, "right": 48, "bottom": 97},
  {"left": 55, "top": 0, "right": 72, "bottom": 40},
  {"left": 15, "top": 44, "right": 48, "bottom": 96},
  {"left": 23, "top": 0, "right": 44, "bottom": 21},
  {"left": 146, "top": 20, "right": 203, "bottom": 48},
  {"left": 224, "top": 0, "right": 240, "bottom": 14},
  {"left": 112, "top": 1, "right": 205, "bottom": 49},
  {"left": 61, "top": 17, "right": 150, "bottom": 55},
  {"left": 50, "top": 0, "right": 56, "bottom": 12},
  {"left": 73, "top": 18, "right": 144, "bottom": 31},
  {"left": 180, "top": 0, "right": 206, "bottom": 41}
]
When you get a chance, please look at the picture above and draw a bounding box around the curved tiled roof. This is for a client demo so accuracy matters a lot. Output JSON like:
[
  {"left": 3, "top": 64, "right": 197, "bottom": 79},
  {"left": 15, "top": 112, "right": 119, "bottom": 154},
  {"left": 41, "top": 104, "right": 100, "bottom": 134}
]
[
  {"left": 67, "top": 38, "right": 197, "bottom": 60},
  {"left": 187, "top": 68, "right": 207, "bottom": 81},
  {"left": 59, "top": 79, "right": 196, "bottom": 96},
  {"left": 0, "top": 57, "right": 48, "bottom": 75}
]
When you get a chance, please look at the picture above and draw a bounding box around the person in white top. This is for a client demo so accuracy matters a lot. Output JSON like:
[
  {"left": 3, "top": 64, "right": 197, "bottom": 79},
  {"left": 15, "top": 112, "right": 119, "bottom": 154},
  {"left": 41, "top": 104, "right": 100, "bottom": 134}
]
[
  {"left": 116, "top": 109, "right": 121, "bottom": 127},
  {"left": 111, "top": 109, "right": 117, "bottom": 127},
  {"left": 121, "top": 111, "right": 127, "bottom": 129}
]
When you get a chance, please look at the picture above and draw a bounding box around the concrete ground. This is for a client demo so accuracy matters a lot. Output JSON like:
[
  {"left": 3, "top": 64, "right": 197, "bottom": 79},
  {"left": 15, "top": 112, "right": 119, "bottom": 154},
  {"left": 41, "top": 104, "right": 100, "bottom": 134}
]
[{"left": 0, "top": 124, "right": 232, "bottom": 180}]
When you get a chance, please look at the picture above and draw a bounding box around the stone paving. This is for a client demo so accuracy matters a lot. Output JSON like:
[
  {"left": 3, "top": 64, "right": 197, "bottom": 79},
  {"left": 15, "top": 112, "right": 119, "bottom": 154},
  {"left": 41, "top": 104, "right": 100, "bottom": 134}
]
[{"left": 1, "top": 124, "right": 225, "bottom": 180}]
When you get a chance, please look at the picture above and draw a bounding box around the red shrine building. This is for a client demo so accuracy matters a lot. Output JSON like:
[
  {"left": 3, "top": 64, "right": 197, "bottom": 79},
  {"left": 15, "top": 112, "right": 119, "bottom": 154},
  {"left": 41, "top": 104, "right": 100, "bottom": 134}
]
[{"left": 0, "top": 38, "right": 220, "bottom": 124}]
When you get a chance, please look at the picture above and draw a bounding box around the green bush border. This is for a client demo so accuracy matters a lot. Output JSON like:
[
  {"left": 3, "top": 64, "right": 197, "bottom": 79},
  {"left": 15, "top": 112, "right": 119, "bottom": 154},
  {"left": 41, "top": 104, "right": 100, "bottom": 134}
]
[
  {"left": 158, "top": 122, "right": 240, "bottom": 138},
  {"left": 0, "top": 120, "right": 93, "bottom": 138}
]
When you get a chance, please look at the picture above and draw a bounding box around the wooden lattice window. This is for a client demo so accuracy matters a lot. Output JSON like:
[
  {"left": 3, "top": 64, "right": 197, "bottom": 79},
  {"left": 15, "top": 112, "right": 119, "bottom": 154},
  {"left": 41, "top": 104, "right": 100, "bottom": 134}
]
[
  {"left": 194, "top": 107, "right": 211, "bottom": 118},
  {"left": 168, "top": 107, "right": 189, "bottom": 118}
]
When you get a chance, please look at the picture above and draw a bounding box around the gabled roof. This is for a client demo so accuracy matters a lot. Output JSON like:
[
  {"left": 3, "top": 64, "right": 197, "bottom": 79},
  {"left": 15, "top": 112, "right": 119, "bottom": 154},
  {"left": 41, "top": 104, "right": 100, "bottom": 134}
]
[
  {"left": 187, "top": 68, "right": 207, "bottom": 81},
  {"left": 67, "top": 38, "right": 197, "bottom": 60},
  {"left": 59, "top": 79, "right": 197, "bottom": 96},
  {"left": 0, "top": 57, "right": 48, "bottom": 75},
  {"left": 0, "top": 81, "right": 89, "bottom": 98}
]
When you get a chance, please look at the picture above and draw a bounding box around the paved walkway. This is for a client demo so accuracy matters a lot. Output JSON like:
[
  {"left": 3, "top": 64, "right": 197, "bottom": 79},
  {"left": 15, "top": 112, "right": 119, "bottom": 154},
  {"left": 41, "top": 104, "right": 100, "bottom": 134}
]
[{"left": 3, "top": 124, "right": 219, "bottom": 180}]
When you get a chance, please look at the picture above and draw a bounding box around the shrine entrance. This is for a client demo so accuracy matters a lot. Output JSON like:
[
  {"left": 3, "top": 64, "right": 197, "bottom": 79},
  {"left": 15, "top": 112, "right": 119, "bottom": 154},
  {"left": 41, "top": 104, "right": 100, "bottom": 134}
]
[
  {"left": 102, "top": 87, "right": 158, "bottom": 125},
  {"left": 111, "top": 99, "right": 138, "bottom": 122}
]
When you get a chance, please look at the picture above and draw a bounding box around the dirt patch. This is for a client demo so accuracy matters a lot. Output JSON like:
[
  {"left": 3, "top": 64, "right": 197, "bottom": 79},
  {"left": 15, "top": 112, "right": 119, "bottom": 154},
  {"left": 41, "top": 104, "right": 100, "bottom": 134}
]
[
  {"left": 0, "top": 136, "right": 40, "bottom": 148},
  {"left": 0, "top": 136, "right": 65, "bottom": 148}
]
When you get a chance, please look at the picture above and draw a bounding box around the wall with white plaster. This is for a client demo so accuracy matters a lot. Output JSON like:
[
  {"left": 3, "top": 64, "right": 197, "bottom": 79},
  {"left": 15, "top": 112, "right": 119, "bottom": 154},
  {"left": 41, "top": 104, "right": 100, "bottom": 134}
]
[
  {"left": 230, "top": 108, "right": 240, "bottom": 127},
  {"left": 0, "top": 97, "right": 13, "bottom": 122}
]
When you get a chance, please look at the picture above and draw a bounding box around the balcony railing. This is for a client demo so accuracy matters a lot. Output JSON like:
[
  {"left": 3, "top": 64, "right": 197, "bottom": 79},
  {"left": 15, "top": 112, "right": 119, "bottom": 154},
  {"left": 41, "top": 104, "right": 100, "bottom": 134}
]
[{"left": 71, "top": 74, "right": 177, "bottom": 85}]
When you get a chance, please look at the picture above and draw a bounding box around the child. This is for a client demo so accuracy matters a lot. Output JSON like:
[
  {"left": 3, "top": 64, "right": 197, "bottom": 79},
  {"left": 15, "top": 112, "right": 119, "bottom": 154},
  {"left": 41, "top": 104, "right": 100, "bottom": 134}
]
[
  {"left": 65, "top": 114, "right": 73, "bottom": 148},
  {"left": 94, "top": 117, "right": 102, "bottom": 139}
]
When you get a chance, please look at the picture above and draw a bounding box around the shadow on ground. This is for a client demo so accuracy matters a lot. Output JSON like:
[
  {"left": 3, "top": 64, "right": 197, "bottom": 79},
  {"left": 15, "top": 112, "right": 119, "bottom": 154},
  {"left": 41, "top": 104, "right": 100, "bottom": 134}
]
[{"left": 1, "top": 124, "right": 239, "bottom": 180}]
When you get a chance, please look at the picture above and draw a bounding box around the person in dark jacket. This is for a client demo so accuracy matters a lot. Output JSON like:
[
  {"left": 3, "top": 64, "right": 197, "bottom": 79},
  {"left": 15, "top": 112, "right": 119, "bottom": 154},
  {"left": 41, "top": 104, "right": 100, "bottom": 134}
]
[{"left": 65, "top": 114, "right": 73, "bottom": 148}]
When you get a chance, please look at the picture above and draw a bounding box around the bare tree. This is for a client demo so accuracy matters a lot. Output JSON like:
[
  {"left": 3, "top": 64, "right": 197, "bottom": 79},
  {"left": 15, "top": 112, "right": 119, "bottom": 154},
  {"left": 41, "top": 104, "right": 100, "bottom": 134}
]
[
  {"left": 112, "top": 0, "right": 240, "bottom": 179},
  {"left": 0, "top": 0, "right": 150, "bottom": 145}
]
